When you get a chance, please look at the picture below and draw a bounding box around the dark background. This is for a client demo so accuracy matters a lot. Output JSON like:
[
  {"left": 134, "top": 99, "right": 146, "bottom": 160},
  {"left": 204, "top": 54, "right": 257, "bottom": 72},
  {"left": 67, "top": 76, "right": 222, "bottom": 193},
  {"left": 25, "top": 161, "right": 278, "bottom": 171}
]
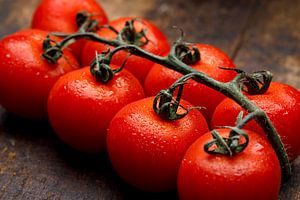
[{"left": 0, "top": 0, "right": 299, "bottom": 199}]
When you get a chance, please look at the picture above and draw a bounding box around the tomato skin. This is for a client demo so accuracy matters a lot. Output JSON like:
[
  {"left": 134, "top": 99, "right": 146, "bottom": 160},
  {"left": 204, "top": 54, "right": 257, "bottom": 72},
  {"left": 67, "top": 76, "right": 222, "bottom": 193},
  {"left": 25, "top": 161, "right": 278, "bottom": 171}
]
[
  {"left": 107, "top": 97, "right": 209, "bottom": 192},
  {"left": 0, "top": 29, "right": 80, "bottom": 119},
  {"left": 211, "top": 82, "right": 300, "bottom": 161},
  {"left": 48, "top": 66, "right": 144, "bottom": 153},
  {"left": 31, "top": 0, "right": 108, "bottom": 58},
  {"left": 144, "top": 44, "right": 236, "bottom": 122},
  {"left": 177, "top": 128, "right": 281, "bottom": 200},
  {"left": 81, "top": 17, "right": 170, "bottom": 82}
]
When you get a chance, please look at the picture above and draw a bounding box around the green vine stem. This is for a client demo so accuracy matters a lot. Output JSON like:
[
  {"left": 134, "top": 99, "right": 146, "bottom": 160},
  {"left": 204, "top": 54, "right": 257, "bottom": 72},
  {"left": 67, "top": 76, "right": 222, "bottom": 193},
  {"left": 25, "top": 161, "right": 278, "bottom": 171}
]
[{"left": 42, "top": 21, "right": 291, "bottom": 181}]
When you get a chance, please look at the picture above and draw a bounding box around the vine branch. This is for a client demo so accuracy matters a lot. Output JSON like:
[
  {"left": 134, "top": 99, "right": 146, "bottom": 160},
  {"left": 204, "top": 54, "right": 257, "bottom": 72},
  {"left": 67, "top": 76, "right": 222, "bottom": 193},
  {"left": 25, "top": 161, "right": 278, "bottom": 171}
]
[{"left": 41, "top": 18, "right": 291, "bottom": 181}]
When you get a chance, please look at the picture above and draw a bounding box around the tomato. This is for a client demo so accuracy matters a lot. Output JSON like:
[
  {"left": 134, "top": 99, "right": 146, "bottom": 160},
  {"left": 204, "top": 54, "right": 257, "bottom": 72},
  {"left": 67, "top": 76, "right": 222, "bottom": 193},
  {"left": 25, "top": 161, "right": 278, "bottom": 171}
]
[
  {"left": 107, "top": 97, "right": 209, "bottom": 192},
  {"left": 144, "top": 44, "right": 237, "bottom": 122},
  {"left": 0, "top": 29, "right": 79, "bottom": 119},
  {"left": 177, "top": 128, "right": 281, "bottom": 200},
  {"left": 48, "top": 66, "right": 144, "bottom": 153},
  {"left": 81, "top": 17, "right": 170, "bottom": 83},
  {"left": 31, "top": 0, "right": 108, "bottom": 58},
  {"left": 211, "top": 82, "right": 300, "bottom": 161}
]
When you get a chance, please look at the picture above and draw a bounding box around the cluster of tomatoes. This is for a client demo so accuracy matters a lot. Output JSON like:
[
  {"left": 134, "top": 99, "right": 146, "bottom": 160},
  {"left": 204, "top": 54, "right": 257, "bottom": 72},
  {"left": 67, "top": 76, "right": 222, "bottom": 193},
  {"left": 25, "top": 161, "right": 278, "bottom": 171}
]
[{"left": 0, "top": 0, "right": 300, "bottom": 199}]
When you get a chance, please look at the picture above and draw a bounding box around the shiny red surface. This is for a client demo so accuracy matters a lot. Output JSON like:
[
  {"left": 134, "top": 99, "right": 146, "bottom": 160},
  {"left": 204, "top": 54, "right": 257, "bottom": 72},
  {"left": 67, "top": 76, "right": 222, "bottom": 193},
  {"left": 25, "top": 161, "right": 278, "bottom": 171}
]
[
  {"left": 178, "top": 129, "right": 281, "bottom": 200},
  {"left": 48, "top": 66, "right": 144, "bottom": 153},
  {"left": 107, "top": 97, "right": 209, "bottom": 192},
  {"left": 211, "top": 82, "right": 300, "bottom": 161},
  {"left": 0, "top": 29, "right": 80, "bottom": 119}
]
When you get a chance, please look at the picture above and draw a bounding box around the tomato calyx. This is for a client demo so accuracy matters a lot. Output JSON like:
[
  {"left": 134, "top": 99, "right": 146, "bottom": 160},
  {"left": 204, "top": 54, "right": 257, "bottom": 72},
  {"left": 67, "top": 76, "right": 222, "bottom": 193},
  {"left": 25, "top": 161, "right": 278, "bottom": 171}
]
[
  {"left": 204, "top": 111, "right": 260, "bottom": 156},
  {"left": 118, "top": 19, "right": 150, "bottom": 47},
  {"left": 171, "top": 27, "right": 200, "bottom": 65},
  {"left": 175, "top": 43, "right": 200, "bottom": 65},
  {"left": 153, "top": 72, "right": 204, "bottom": 120},
  {"left": 76, "top": 11, "right": 100, "bottom": 33},
  {"left": 204, "top": 127, "right": 249, "bottom": 156},
  {"left": 221, "top": 67, "right": 273, "bottom": 95},
  {"left": 90, "top": 50, "right": 127, "bottom": 83},
  {"left": 42, "top": 35, "right": 64, "bottom": 64}
]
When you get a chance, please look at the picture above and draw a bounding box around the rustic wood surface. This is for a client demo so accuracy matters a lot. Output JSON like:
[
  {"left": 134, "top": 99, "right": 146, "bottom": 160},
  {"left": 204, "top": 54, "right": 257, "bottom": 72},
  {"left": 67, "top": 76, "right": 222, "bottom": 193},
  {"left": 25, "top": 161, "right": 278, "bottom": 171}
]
[{"left": 0, "top": 0, "right": 300, "bottom": 199}]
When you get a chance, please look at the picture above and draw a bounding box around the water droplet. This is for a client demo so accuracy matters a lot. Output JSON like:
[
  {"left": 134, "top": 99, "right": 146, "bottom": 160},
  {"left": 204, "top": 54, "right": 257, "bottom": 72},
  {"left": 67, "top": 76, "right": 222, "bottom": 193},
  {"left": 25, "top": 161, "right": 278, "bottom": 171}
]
[
  {"left": 63, "top": 85, "right": 67, "bottom": 90},
  {"left": 5, "top": 54, "right": 11, "bottom": 58},
  {"left": 44, "top": 75, "right": 49, "bottom": 79},
  {"left": 36, "top": 72, "right": 40, "bottom": 76},
  {"left": 253, "top": 143, "right": 264, "bottom": 152}
]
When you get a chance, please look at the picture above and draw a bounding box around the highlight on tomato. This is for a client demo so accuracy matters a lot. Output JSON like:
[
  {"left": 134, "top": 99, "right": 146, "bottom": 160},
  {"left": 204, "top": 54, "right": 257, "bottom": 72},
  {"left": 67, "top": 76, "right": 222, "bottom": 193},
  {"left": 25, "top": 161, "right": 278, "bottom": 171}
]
[
  {"left": 48, "top": 65, "right": 145, "bottom": 153},
  {"left": 0, "top": 29, "right": 80, "bottom": 119},
  {"left": 211, "top": 82, "right": 300, "bottom": 161},
  {"left": 177, "top": 128, "right": 281, "bottom": 200},
  {"left": 32, "top": 0, "right": 109, "bottom": 58},
  {"left": 107, "top": 97, "right": 209, "bottom": 192},
  {"left": 144, "top": 44, "right": 237, "bottom": 122},
  {"left": 81, "top": 17, "right": 170, "bottom": 83}
]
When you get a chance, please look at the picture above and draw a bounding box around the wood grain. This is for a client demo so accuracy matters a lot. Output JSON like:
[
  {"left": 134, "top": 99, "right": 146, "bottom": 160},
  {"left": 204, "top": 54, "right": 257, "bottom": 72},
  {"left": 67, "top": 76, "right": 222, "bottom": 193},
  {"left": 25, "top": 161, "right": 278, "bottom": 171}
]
[
  {"left": 234, "top": 0, "right": 300, "bottom": 89},
  {"left": 0, "top": 0, "right": 299, "bottom": 199}
]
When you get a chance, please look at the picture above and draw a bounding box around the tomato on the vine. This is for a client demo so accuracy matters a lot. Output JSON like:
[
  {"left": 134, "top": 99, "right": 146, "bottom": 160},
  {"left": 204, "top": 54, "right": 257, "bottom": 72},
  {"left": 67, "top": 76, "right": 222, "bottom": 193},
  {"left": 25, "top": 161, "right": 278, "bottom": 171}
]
[
  {"left": 107, "top": 97, "right": 209, "bottom": 192},
  {"left": 48, "top": 66, "right": 144, "bottom": 153},
  {"left": 177, "top": 128, "right": 281, "bottom": 200},
  {"left": 31, "top": 0, "right": 108, "bottom": 58},
  {"left": 81, "top": 17, "right": 170, "bottom": 82},
  {"left": 0, "top": 29, "right": 80, "bottom": 119},
  {"left": 144, "top": 44, "right": 237, "bottom": 122},
  {"left": 211, "top": 82, "right": 300, "bottom": 161}
]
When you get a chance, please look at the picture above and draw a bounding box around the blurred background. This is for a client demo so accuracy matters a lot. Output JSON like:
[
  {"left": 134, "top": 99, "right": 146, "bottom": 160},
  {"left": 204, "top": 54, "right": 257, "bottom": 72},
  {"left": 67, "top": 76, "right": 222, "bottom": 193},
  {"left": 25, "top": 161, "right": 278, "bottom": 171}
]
[{"left": 0, "top": 0, "right": 299, "bottom": 199}]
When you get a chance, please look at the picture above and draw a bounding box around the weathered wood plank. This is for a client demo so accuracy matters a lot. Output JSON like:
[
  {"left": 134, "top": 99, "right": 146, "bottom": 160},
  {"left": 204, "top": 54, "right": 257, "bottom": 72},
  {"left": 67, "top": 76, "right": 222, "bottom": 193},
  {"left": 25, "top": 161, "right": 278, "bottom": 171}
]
[{"left": 234, "top": 0, "right": 300, "bottom": 90}]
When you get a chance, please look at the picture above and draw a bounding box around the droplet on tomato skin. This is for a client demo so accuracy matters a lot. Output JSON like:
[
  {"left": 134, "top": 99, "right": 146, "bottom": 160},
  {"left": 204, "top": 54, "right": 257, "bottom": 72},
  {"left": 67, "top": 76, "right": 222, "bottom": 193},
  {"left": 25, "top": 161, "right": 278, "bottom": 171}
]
[
  {"left": 36, "top": 72, "right": 40, "bottom": 76},
  {"left": 252, "top": 143, "right": 264, "bottom": 153},
  {"left": 5, "top": 54, "right": 11, "bottom": 58},
  {"left": 44, "top": 74, "right": 49, "bottom": 79}
]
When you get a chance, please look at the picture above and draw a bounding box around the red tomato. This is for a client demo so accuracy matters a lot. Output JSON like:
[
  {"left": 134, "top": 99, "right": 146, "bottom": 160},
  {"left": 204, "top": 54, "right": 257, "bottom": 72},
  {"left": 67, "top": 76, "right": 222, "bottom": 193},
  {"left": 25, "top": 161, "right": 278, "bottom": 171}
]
[
  {"left": 144, "top": 44, "right": 236, "bottom": 122},
  {"left": 211, "top": 82, "right": 300, "bottom": 161},
  {"left": 31, "top": 0, "right": 108, "bottom": 58},
  {"left": 107, "top": 97, "right": 209, "bottom": 192},
  {"left": 178, "top": 128, "right": 281, "bottom": 200},
  {"left": 0, "top": 29, "right": 80, "bottom": 119},
  {"left": 81, "top": 17, "right": 170, "bottom": 82},
  {"left": 48, "top": 66, "right": 144, "bottom": 153}
]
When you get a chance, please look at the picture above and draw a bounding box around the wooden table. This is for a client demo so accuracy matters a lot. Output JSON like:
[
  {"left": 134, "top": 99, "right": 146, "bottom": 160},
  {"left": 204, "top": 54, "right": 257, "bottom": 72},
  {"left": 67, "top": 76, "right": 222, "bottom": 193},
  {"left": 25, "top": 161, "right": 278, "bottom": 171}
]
[{"left": 0, "top": 0, "right": 299, "bottom": 199}]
